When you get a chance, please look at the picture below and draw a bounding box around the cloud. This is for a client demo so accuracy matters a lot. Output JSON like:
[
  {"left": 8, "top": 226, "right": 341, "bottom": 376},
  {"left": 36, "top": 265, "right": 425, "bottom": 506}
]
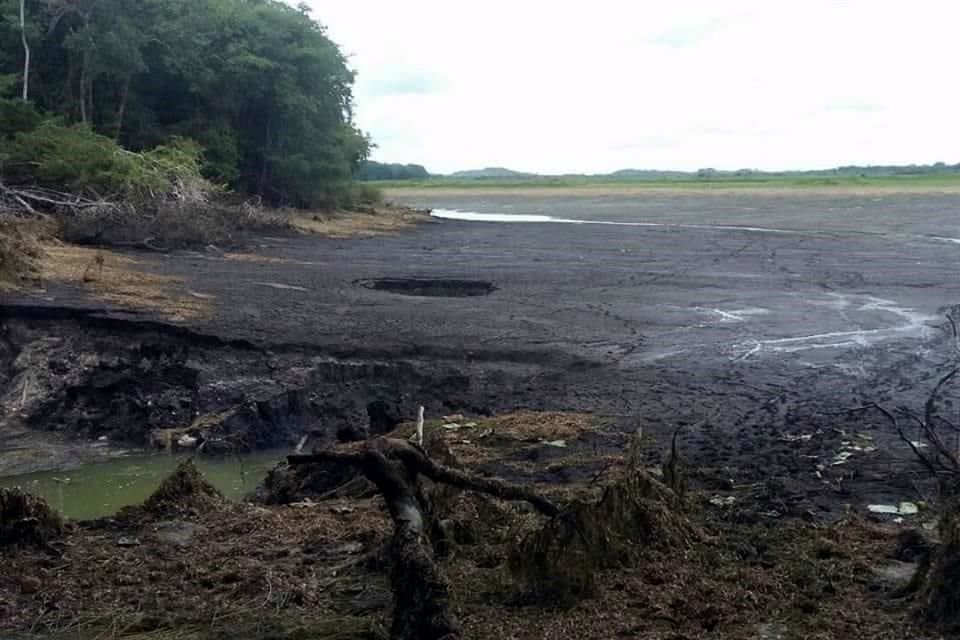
[
  {"left": 359, "top": 66, "right": 448, "bottom": 98},
  {"left": 649, "top": 16, "right": 731, "bottom": 48},
  {"left": 824, "top": 100, "right": 885, "bottom": 114},
  {"left": 311, "top": 1, "right": 960, "bottom": 174}
]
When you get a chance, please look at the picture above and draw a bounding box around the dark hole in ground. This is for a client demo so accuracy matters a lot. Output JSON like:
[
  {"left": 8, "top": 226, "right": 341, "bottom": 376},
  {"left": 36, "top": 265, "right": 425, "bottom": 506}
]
[{"left": 358, "top": 278, "right": 496, "bottom": 298}]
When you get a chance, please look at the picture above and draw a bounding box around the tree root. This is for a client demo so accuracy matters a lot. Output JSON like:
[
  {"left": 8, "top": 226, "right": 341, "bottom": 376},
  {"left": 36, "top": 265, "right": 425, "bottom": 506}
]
[{"left": 291, "top": 438, "right": 467, "bottom": 640}]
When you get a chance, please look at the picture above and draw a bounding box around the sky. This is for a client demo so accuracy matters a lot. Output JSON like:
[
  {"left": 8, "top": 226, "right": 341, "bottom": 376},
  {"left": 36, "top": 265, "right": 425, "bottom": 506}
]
[{"left": 309, "top": 1, "right": 960, "bottom": 175}]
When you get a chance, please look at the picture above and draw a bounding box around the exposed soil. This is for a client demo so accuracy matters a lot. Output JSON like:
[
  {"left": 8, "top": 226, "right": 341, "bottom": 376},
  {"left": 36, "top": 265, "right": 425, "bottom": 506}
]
[
  {"left": 0, "top": 307, "right": 564, "bottom": 475},
  {"left": 0, "top": 191, "right": 958, "bottom": 637},
  {"left": 357, "top": 278, "right": 497, "bottom": 298}
]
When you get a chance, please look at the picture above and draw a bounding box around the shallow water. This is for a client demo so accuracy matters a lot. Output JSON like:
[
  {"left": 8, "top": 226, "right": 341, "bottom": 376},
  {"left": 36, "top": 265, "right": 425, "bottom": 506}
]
[{"left": 0, "top": 450, "right": 285, "bottom": 520}]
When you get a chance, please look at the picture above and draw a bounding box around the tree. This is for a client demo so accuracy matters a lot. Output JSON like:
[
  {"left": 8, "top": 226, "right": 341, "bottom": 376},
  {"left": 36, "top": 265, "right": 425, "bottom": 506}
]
[
  {"left": 0, "top": 0, "right": 369, "bottom": 208},
  {"left": 18, "top": 0, "right": 28, "bottom": 100}
]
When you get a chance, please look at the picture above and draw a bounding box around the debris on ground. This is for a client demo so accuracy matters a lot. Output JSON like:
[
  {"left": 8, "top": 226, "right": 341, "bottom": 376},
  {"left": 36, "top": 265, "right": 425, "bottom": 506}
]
[
  {"left": 0, "top": 488, "right": 63, "bottom": 547},
  {"left": 138, "top": 459, "right": 224, "bottom": 515}
]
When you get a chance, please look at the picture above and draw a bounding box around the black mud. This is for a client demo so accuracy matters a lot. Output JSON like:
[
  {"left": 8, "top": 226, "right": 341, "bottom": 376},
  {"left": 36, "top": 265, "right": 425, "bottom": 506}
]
[
  {"left": 2, "top": 191, "right": 959, "bottom": 520},
  {"left": 357, "top": 277, "right": 496, "bottom": 297}
]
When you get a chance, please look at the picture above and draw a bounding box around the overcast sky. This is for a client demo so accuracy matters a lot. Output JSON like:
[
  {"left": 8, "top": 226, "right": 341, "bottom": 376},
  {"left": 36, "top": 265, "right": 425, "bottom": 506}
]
[{"left": 310, "top": 1, "right": 960, "bottom": 175}]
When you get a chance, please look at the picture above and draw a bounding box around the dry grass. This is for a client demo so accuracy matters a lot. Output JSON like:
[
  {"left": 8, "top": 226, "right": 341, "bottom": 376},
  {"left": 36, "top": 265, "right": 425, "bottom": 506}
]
[
  {"left": 391, "top": 411, "right": 602, "bottom": 468},
  {"left": 39, "top": 243, "right": 209, "bottom": 321},
  {"left": 0, "top": 217, "right": 49, "bottom": 291},
  {"left": 290, "top": 207, "right": 430, "bottom": 238},
  {"left": 479, "top": 411, "right": 598, "bottom": 441}
]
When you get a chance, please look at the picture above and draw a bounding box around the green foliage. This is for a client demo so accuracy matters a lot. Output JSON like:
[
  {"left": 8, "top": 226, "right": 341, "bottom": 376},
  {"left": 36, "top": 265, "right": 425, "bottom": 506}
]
[
  {"left": 0, "top": 98, "right": 41, "bottom": 140},
  {"left": 350, "top": 182, "right": 384, "bottom": 205},
  {"left": 0, "top": 0, "right": 367, "bottom": 209},
  {"left": 3, "top": 123, "right": 207, "bottom": 201},
  {"left": 358, "top": 161, "right": 430, "bottom": 181}
]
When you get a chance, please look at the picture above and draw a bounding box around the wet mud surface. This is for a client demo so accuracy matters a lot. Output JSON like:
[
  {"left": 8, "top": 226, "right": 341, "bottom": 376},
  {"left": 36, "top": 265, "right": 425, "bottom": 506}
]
[{"left": 2, "top": 192, "right": 959, "bottom": 519}]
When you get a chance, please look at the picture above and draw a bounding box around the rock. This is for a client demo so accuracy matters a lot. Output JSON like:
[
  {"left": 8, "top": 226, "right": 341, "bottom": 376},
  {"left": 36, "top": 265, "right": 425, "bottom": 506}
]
[
  {"left": 153, "top": 520, "right": 205, "bottom": 547},
  {"left": 871, "top": 560, "right": 919, "bottom": 592},
  {"left": 329, "top": 505, "right": 355, "bottom": 515},
  {"left": 19, "top": 576, "right": 41, "bottom": 594},
  {"left": 176, "top": 433, "right": 199, "bottom": 448},
  {"left": 117, "top": 536, "right": 141, "bottom": 547},
  {"left": 868, "top": 502, "right": 920, "bottom": 516},
  {"left": 709, "top": 495, "right": 738, "bottom": 507},
  {"left": 753, "top": 623, "right": 787, "bottom": 639}
]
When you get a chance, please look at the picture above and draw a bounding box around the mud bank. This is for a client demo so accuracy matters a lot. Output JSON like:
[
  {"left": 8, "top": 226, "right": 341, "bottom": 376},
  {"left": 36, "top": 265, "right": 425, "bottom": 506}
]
[{"left": 0, "top": 305, "right": 570, "bottom": 477}]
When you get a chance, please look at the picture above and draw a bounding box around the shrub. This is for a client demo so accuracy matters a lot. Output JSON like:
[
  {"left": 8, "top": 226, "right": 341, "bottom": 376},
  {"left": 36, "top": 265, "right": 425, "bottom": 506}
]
[
  {"left": 2, "top": 124, "right": 212, "bottom": 203},
  {"left": 349, "top": 182, "right": 384, "bottom": 206},
  {"left": 0, "top": 99, "right": 42, "bottom": 141}
]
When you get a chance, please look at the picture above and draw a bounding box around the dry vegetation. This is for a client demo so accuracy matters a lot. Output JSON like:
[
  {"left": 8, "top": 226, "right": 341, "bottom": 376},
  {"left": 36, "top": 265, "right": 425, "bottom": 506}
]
[
  {"left": 0, "top": 217, "right": 49, "bottom": 291},
  {"left": 39, "top": 243, "right": 209, "bottom": 321},
  {"left": 2, "top": 411, "right": 944, "bottom": 640},
  {"left": 2, "top": 210, "right": 210, "bottom": 321},
  {"left": 290, "top": 206, "right": 431, "bottom": 238}
]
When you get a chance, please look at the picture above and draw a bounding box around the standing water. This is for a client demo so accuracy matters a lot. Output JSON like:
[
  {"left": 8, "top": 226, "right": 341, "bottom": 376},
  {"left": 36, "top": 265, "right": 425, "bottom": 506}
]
[{"left": 0, "top": 450, "right": 285, "bottom": 520}]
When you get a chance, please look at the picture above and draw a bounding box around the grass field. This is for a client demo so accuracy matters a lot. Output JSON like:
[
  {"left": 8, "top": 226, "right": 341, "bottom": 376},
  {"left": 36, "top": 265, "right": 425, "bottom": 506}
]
[{"left": 374, "top": 173, "right": 960, "bottom": 192}]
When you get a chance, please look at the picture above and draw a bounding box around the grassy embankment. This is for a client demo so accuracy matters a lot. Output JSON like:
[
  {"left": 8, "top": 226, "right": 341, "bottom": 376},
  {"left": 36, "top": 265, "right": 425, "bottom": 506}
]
[{"left": 375, "top": 173, "right": 960, "bottom": 192}]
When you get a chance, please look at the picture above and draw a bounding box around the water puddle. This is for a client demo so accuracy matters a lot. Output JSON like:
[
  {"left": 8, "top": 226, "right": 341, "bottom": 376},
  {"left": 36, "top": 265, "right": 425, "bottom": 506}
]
[
  {"left": 433, "top": 208, "right": 807, "bottom": 235},
  {"left": 431, "top": 209, "right": 960, "bottom": 245},
  {"left": 0, "top": 450, "right": 284, "bottom": 520}
]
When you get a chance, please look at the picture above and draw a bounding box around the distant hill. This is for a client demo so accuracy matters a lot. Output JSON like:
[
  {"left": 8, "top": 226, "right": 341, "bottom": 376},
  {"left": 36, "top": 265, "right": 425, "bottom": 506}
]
[
  {"left": 610, "top": 169, "right": 692, "bottom": 179},
  {"left": 448, "top": 167, "right": 536, "bottom": 179}
]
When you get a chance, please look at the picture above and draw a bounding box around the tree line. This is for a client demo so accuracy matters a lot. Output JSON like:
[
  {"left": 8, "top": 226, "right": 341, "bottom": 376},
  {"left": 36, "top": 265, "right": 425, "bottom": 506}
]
[
  {"left": 358, "top": 161, "right": 429, "bottom": 181},
  {"left": 0, "top": 0, "right": 369, "bottom": 208}
]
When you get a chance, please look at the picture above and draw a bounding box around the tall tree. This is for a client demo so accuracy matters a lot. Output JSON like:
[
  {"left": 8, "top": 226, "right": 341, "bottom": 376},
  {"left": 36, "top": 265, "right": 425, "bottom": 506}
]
[
  {"left": 0, "top": 0, "right": 369, "bottom": 207},
  {"left": 18, "top": 0, "right": 28, "bottom": 99}
]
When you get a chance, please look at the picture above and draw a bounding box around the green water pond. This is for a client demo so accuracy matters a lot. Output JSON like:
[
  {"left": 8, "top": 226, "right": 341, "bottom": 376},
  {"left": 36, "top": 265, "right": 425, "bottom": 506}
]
[{"left": 0, "top": 450, "right": 285, "bottom": 520}]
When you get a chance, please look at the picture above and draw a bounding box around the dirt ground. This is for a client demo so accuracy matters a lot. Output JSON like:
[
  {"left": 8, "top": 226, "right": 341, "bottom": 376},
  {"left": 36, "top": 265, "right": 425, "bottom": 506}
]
[{"left": 1, "top": 190, "right": 958, "bottom": 637}]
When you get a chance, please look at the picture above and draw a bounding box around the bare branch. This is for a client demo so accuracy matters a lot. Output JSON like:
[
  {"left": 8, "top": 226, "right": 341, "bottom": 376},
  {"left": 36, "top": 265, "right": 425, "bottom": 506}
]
[
  {"left": 289, "top": 437, "right": 560, "bottom": 517},
  {"left": 853, "top": 403, "right": 941, "bottom": 476}
]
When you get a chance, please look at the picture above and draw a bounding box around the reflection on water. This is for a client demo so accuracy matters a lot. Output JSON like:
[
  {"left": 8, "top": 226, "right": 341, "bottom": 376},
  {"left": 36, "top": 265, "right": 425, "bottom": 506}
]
[{"left": 0, "top": 450, "right": 284, "bottom": 520}]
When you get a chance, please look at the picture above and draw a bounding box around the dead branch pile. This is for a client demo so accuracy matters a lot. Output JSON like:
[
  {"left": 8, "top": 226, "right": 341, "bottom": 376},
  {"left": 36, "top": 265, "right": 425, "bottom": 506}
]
[
  {"left": 509, "top": 467, "right": 697, "bottom": 601},
  {"left": 0, "top": 488, "right": 64, "bottom": 547},
  {"left": 2, "top": 181, "right": 290, "bottom": 250}
]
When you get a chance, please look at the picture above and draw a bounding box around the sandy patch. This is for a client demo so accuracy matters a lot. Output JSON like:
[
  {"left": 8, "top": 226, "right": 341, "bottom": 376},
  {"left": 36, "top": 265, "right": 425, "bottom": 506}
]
[
  {"left": 39, "top": 244, "right": 209, "bottom": 321},
  {"left": 290, "top": 207, "right": 430, "bottom": 237}
]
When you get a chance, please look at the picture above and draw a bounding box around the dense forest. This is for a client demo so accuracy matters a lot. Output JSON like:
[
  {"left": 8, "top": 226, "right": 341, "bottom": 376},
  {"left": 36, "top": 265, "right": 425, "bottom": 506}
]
[
  {"left": 0, "top": 0, "right": 368, "bottom": 208},
  {"left": 358, "top": 160, "right": 429, "bottom": 181}
]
